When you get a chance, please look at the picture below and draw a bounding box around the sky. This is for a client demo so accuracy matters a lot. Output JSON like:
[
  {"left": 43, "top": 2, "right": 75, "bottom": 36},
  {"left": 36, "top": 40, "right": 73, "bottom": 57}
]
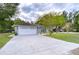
[{"left": 17, "top": 3, "right": 79, "bottom": 22}]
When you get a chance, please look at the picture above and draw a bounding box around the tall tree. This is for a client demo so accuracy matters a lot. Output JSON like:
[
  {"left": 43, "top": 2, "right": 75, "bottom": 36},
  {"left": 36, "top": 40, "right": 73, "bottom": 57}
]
[
  {"left": 0, "top": 3, "right": 19, "bottom": 32},
  {"left": 63, "top": 11, "right": 68, "bottom": 21},
  {"left": 0, "top": 3, "right": 19, "bottom": 20},
  {"left": 73, "top": 11, "right": 79, "bottom": 32}
]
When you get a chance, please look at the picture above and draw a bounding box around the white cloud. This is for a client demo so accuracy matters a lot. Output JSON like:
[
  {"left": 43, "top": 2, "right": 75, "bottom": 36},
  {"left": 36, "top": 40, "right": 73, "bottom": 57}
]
[{"left": 17, "top": 3, "right": 79, "bottom": 22}]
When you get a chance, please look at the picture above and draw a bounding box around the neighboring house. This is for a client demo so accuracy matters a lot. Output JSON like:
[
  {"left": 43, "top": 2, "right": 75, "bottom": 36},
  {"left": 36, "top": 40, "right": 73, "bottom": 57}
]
[{"left": 15, "top": 25, "right": 46, "bottom": 35}]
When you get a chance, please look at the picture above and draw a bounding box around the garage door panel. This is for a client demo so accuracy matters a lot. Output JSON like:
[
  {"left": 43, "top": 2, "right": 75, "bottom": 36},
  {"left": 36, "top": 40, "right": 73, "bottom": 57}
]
[
  {"left": 18, "top": 28, "right": 37, "bottom": 35},
  {"left": 19, "top": 26, "right": 36, "bottom": 29}
]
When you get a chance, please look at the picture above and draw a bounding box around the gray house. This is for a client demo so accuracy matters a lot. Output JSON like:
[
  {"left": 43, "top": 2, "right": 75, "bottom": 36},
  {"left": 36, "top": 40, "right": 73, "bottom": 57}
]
[{"left": 15, "top": 25, "right": 46, "bottom": 35}]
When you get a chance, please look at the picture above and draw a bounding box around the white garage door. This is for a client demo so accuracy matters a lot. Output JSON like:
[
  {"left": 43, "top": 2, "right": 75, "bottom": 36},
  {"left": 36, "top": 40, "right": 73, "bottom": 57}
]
[{"left": 17, "top": 26, "right": 37, "bottom": 35}]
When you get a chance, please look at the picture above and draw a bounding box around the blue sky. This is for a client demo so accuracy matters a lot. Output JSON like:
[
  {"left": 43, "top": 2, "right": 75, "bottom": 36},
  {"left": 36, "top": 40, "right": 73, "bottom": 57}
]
[{"left": 18, "top": 3, "right": 79, "bottom": 22}]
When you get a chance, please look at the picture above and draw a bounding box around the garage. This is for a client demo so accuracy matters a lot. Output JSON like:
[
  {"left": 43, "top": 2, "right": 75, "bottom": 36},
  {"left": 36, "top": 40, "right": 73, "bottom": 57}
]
[{"left": 15, "top": 25, "right": 38, "bottom": 35}]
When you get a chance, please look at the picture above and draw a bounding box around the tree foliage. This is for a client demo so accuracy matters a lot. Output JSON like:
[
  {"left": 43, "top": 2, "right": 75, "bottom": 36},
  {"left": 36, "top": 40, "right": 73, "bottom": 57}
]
[
  {"left": 73, "top": 11, "right": 79, "bottom": 31},
  {"left": 36, "top": 12, "right": 65, "bottom": 29},
  {"left": 0, "top": 3, "right": 19, "bottom": 20},
  {"left": 14, "top": 18, "right": 26, "bottom": 25},
  {"left": 0, "top": 3, "right": 19, "bottom": 32},
  {"left": 63, "top": 11, "right": 68, "bottom": 21}
]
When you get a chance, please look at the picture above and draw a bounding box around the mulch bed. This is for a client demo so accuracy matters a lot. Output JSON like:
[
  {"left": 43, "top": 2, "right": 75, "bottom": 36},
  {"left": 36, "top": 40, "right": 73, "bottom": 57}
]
[{"left": 70, "top": 47, "right": 79, "bottom": 55}]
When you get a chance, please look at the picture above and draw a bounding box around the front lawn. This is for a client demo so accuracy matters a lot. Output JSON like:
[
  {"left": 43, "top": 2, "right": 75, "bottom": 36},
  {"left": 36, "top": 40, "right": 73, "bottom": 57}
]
[
  {"left": 47, "top": 32, "right": 79, "bottom": 44},
  {"left": 0, "top": 33, "right": 13, "bottom": 48}
]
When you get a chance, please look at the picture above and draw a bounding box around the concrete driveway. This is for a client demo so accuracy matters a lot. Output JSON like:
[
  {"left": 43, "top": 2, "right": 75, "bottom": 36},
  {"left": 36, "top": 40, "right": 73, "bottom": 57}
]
[{"left": 0, "top": 35, "right": 79, "bottom": 55}]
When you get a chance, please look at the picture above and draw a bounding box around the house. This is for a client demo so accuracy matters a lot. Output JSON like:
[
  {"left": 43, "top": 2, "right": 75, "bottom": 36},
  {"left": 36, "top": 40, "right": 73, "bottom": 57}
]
[{"left": 15, "top": 25, "right": 46, "bottom": 35}]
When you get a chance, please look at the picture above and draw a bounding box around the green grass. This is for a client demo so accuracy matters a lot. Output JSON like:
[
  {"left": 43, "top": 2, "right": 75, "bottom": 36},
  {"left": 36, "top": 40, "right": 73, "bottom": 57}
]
[
  {"left": 47, "top": 32, "right": 79, "bottom": 44},
  {"left": 0, "top": 33, "right": 12, "bottom": 48}
]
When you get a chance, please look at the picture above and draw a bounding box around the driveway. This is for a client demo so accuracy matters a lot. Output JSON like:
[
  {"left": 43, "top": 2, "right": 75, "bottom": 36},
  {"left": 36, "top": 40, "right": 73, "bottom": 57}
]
[{"left": 0, "top": 35, "right": 79, "bottom": 55}]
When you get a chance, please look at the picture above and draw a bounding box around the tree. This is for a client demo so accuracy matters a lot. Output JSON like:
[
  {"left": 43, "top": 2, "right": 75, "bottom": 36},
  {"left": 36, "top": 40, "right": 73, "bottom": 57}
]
[
  {"left": 63, "top": 21, "right": 72, "bottom": 32},
  {"left": 63, "top": 12, "right": 73, "bottom": 32},
  {"left": 0, "top": 3, "right": 19, "bottom": 20},
  {"left": 62, "top": 11, "right": 77, "bottom": 32},
  {"left": 68, "top": 10, "right": 79, "bottom": 32},
  {"left": 0, "top": 3, "right": 19, "bottom": 32},
  {"left": 63, "top": 11, "right": 68, "bottom": 21},
  {"left": 14, "top": 18, "right": 26, "bottom": 25},
  {"left": 36, "top": 13, "right": 53, "bottom": 28},
  {"left": 0, "top": 18, "right": 14, "bottom": 32},
  {"left": 36, "top": 12, "right": 65, "bottom": 33},
  {"left": 73, "top": 11, "right": 79, "bottom": 32}
]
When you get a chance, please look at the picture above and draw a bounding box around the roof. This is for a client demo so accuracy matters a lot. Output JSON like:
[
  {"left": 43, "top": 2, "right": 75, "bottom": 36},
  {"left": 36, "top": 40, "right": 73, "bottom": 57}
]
[{"left": 14, "top": 24, "right": 42, "bottom": 27}]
